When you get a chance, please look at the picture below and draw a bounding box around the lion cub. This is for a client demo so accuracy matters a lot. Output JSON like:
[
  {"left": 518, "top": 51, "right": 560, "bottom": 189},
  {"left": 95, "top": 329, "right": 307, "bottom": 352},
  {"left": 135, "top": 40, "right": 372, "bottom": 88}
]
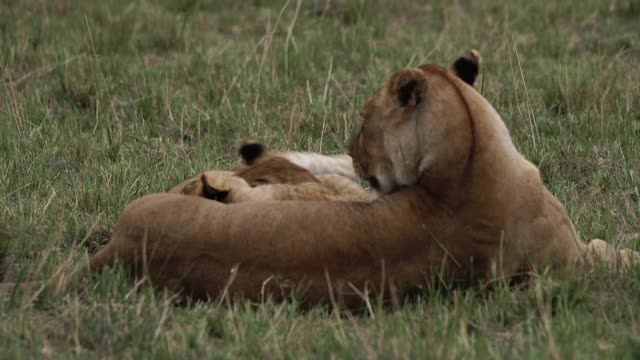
[{"left": 169, "top": 142, "right": 373, "bottom": 203}]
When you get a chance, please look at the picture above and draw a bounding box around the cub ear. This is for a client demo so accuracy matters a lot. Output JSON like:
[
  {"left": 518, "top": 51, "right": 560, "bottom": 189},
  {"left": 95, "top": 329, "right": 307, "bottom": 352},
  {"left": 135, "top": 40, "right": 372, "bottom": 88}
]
[
  {"left": 180, "top": 178, "right": 204, "bottom": 196},
  {"left": 451, "top": 49, "right": 481, "bottom": 86},
  {"left": 239, "top": 141, "right": 265, "bottom": 165},
  {"left": 385, "top": 68, "right": 426, "bottom": 108},
  {"left": 201, "top": 174, "right": 230, "bottom": 202}
]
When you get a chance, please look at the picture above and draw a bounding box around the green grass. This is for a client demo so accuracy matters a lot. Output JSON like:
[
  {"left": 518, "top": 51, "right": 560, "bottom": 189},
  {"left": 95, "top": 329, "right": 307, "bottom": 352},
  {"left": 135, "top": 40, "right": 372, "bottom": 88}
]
[{"left": 1, "top": 0, "right": 640, "bottom": 357}]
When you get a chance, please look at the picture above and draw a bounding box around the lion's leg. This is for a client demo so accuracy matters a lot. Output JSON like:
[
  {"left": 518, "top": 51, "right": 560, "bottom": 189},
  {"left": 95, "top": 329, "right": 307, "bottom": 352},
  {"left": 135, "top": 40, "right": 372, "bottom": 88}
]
[
  {"left": 37, "top": 239, "right": 122, "bottom": 295},
  {"left": 278, "top": 152, "right": 359, "bottom": 181},
  {"left": 0, "top": 280, "right": 44, "bottom": 297},
  {"left": 232, "top": 183, "right": 335, "bottom": 202},
  {"left": 1, "top": 236, "right": 129, "bottom": 298},
  {"left": 317, "top": 174, "right": 375, "bottom": 201},
  {"left": 0, "top": 254, "right": 96, "bottom": 298}
]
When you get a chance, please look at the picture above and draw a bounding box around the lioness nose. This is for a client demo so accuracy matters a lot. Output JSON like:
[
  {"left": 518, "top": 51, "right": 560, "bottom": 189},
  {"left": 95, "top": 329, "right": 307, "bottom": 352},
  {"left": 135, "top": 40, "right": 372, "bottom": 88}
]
[{"left": 367, "top": 176, "right": 380, "bottom": 190}]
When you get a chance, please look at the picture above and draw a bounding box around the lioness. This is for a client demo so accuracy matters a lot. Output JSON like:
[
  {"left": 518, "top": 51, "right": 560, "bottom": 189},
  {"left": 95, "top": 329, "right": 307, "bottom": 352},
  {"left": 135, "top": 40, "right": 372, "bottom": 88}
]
[
  {"left": 4, "top": 51, "right": 637, "bottom": 306},
  {"left": 167, "top": 50, "right": 485, "bottom": 205},
  {"left": 168, "top": 142, "right": 373, "bottom": 203}
]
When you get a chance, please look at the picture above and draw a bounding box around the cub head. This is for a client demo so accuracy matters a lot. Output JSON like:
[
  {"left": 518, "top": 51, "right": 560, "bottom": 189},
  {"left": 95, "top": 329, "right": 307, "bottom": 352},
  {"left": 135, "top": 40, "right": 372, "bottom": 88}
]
[
  {"left": 168, "top": 141, "right": 322, "bottom": 202},
  {"left": 349, "top": 51, "right": 480, "bottom": 194},
  {"left": 168, "top": 170, "right": 244, "bottom": 202},
  {"left": 236, "top": 141, "right": 320, "bottom": 186},
  {"left": 199, "top": 171, "right": 251, "bottom": 202}
]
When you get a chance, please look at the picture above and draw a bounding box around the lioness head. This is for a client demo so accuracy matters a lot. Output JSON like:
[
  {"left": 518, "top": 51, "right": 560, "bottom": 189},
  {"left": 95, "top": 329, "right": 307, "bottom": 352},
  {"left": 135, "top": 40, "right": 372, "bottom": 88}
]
[{"left": 349, "top": 51, "right": 480, "bottom": 194}]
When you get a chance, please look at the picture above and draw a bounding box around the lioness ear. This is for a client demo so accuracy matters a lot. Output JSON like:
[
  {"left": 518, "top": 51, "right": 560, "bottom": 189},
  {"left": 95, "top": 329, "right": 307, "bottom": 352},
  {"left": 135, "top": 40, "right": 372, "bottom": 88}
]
[
  {"left": 239, "top": 141, "right": 265, "bottom": 165},
  {"left": 201, "top": 174, "right": 230, "bottom": 202},
  {"left": 386, "top": 68, "right": 426, "bottom": 108},
  {"left": 452, "top": 49, "right": 481, "bottom": 86}
]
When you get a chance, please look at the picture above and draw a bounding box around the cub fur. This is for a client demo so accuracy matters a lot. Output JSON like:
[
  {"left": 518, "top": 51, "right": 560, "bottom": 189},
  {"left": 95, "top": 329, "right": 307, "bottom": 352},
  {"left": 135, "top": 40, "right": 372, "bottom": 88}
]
[{"left": 168, "top": 142, "right": 372, "bottom": 203}]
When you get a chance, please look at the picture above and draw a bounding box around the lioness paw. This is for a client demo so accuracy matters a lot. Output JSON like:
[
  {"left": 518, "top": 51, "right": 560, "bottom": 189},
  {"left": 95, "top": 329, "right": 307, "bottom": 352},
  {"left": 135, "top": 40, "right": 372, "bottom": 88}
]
[{"left": 452, "top": 49, "right": 481, "bottom": 86}]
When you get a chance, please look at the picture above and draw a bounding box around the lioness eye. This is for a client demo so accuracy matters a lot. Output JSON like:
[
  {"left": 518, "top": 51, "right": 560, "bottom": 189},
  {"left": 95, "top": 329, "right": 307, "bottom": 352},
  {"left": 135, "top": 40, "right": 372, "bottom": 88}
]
[{"left": 254, "top": 178, "right": 269, "bottom": 185}]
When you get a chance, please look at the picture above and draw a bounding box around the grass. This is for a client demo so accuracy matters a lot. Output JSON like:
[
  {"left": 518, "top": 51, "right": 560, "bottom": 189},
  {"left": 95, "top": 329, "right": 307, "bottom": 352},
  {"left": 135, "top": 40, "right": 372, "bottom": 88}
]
[{"left": 1, "top": 0, "right": 640, "bottom": 357}]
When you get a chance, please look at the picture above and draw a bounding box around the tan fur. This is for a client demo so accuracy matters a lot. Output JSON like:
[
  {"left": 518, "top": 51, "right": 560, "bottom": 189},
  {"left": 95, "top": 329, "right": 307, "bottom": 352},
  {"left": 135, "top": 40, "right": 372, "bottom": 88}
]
[
  {"left": 195, "top": 171, "right": 368, "bottom": 203},
  {"left": 207, "top": 172, "right": 372, "bottom": 203},
  {"left": 349, "top": 62, "right": 638, "bottom": 273},
  {"left": 167, "top": 145, "right": 372, "bottom": 203},
  {"left": 4, "top": 52, "right": 637, "bottom": 306}
]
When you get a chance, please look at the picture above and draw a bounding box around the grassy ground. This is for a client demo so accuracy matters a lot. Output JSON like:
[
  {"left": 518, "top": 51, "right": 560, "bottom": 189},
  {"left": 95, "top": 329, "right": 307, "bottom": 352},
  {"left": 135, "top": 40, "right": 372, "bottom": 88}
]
[{"left": 1, "top": 0, "right": 640, "bottom": 357}]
